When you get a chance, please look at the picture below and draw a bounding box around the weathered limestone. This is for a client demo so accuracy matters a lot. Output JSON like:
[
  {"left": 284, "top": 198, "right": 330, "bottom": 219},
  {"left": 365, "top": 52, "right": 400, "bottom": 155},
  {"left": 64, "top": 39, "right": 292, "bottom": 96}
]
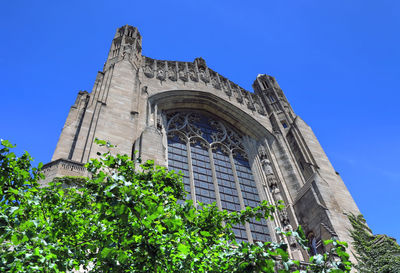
[
  {"left": 43, "top": 25, "right": 361, "bottom": 262},
  {"left": 41, "top": 159, "right": 87, "bottom": 186}
]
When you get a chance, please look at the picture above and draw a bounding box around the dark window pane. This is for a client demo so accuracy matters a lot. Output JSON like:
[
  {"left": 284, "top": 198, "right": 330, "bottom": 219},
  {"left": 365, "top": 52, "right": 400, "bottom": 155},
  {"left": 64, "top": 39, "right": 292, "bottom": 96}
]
[
  {"left": 167, "top": 112, "right": 270, "bottom": 243},
  {"left": 234, "top": 153, "right": 270, "bottom": 241}
]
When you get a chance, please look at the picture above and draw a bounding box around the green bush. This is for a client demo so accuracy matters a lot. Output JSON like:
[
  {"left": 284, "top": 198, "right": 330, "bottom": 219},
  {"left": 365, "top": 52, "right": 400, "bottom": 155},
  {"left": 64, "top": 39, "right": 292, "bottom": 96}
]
[{"left": 0, "top": 139, "right": 351, "bottom": 272}]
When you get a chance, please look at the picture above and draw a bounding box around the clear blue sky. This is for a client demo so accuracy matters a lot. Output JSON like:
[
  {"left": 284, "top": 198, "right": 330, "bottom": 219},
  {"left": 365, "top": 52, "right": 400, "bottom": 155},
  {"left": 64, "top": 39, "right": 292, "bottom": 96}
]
[{"left": 1, "top": 1, "right": 399, "bottom": 241}]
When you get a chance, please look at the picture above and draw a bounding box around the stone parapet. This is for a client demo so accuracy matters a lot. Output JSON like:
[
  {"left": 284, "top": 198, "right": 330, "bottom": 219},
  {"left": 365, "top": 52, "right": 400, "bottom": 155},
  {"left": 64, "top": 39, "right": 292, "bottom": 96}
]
[
  {"left": 40, "top": 158, "right": 88, "bottom": 186},
  {"left": 142, "top": 56, "right": 267, "bottom": 116}
]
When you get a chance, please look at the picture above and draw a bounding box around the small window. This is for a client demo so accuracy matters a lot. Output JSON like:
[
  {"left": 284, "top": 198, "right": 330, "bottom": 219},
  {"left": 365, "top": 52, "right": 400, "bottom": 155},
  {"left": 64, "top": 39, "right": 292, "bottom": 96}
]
[
  {"left": 261, "top": 80, "right": 269, "bottom": 89},
  {"left": 269, "top": 95, "right": 275, "bottom": 103},
  {"left": 281, "top": 121, "right": 288, "bottom": 128}
]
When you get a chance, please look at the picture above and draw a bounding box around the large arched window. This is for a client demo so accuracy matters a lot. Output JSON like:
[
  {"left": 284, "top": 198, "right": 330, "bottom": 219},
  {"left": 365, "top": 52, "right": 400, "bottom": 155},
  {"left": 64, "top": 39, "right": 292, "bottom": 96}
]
[{"left": 166, "top": 111, "right": 270, "bottom": 242}]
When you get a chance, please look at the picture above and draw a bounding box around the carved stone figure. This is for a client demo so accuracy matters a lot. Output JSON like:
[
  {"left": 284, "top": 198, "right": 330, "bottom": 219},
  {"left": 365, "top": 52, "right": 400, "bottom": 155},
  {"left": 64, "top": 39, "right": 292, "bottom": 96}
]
[
  {"left": 222, "top": 80, "right": 232, "bottom": 96},
  {"left": 247, "top": 101, "right": 255, "bottom": 111},
  {"left": 231, "top": 85, "right": 242, "bottom": 103},
  {"left": 178, "top": 70, "right": 188, "bottom": 82},
  {"left": 241, "top": 89, "right": 250, "bottom": 106},
  {"left": 266, "top": 175, "right": 278, "bottom": 188},
  {"left": 284, "top": 224, "right": 297, "bottom": 247},
  {"left": 156, "top": 68, "right": 165, "bottom": 81},
  {"left": 211, "top": 76, "right": 221, "bottom": 89},
  {"left": 261, "top": 158, "right": 274, "bottom": 175},
  {"left": 168, "top": 69, "right": 177, "bottom": 81},
  {"left": 279, "top": 209, "right": 290, "bottom": 226},
  {"left": 199, "top": 67, "right": 209, "bottom": 83},
  {"left": 144, "top": 65, "right": 154, "bottom": 78},
  {"left": 189, "top": 69, "right": 198, "bottom": 82},
  {"left": 271, "top": 186, "right": 283, "bottom": 201}
]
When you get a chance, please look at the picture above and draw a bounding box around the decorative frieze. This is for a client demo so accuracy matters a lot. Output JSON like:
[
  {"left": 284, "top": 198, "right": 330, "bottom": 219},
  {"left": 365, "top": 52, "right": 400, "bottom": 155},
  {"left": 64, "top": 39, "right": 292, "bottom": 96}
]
[{"left": 142, "top": 56, "right": 266, "bottom": 114}]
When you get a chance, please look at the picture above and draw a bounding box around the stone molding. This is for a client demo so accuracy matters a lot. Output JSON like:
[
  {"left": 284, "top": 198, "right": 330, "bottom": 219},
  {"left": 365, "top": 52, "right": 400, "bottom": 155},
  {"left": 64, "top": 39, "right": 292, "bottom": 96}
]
[
  {"left": 142, "top": 56, "right": 266, "bottom": 116},
  {"left": 40, "top": 158, "right": 88, "bottom": 186}
]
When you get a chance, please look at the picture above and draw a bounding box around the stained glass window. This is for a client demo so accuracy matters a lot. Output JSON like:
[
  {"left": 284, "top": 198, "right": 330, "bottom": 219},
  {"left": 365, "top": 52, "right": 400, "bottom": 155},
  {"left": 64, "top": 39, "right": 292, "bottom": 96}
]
[{"left": 166, "top": 111, "right": 270, "bottom": 242}]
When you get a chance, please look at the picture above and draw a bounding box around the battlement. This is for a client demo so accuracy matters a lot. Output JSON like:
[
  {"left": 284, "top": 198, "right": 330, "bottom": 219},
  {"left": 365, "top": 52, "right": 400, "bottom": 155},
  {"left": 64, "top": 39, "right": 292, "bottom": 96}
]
[
  {"left": 114, "top": 25, "right": 142, "bottom": 40},
  {"left": 142, "top": 56, "right": 267, "bottom": 115}
]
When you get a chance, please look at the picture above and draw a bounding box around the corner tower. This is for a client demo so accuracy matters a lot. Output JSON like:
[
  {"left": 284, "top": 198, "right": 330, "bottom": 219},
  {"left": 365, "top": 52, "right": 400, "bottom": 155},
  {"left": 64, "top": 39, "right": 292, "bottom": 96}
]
[
  {"left": 47, "top": 25, "right": 143, "bottom": 179},
  {"left": 104, "top": 25, "right": 142, "bottom": 70},
  {"left": 254, "top": 74, "right": 360, "bottom": 256}
]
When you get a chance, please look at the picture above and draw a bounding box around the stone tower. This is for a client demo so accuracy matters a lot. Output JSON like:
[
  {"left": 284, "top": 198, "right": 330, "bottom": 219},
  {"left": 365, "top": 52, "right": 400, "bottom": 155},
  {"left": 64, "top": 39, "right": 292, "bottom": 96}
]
[{"left": 42, "top": 25, "right": 361, "bottom": 260}]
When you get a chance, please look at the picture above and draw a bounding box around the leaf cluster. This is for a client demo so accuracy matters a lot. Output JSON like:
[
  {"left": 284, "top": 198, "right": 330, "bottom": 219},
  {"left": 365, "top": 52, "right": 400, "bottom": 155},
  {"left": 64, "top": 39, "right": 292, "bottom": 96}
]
[
  {"left": 348, "top": 214, "right": 400, "bottom": 273},
  {"left": 0, "top": 139, "right": 352, "bottom": 272}
]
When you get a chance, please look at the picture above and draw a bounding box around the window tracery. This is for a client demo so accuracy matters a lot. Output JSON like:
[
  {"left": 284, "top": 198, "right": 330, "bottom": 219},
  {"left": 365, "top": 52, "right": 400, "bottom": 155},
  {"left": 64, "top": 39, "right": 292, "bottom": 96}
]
[
  {"left": 167, "top": 112, "right": 246, "bottom": 154},
  {"left": 166, "top": 111, "right": 271, "bottom": 242}
]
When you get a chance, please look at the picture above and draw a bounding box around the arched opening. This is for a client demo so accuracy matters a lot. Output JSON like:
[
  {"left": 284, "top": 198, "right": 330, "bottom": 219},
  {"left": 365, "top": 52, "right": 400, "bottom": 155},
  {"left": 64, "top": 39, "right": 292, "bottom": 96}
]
[
  {"left": 165, "top": 110, "right": 270, "bottom": 242},
  {"left": 148, "top": 90, "right": 276, "bottom": 242}
]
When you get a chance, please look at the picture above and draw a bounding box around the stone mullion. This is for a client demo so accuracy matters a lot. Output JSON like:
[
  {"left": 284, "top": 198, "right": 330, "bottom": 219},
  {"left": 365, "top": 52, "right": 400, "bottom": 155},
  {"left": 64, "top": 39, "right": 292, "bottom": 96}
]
[
  {"left": 229, "top": 152, "right": 253, "bottom": 243},
  {"left": 208, "top": 146, "right": 222, "bottom": 210},
  {"left": 186, "top": 139, "right": 197, "bottom": 207}
]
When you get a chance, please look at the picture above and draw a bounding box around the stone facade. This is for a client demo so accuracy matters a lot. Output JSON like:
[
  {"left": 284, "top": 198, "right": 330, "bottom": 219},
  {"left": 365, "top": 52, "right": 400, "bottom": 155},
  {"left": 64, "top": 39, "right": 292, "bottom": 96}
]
[{"left": 44, "top": 25, "right": 361, "bottom": 261}]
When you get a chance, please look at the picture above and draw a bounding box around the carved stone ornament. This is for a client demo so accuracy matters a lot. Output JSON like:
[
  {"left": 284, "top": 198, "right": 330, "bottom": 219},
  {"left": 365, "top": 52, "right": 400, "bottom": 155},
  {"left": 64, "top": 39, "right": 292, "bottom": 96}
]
[
  {"left": 199, "top": 67, "right": 209, "bottom": 83},
  {"left": 247, "top": 101, "right": 255, "bottom": 111},
  {"left": 156, "top": 68, "right": 166, "bottom": 81},
  {"left": 156, "top": 113, "right": 163, "bottom": 133},
  {"left": 253, "top": 95, "right": 266, "bottom": 115},
  {"left": 231, "top": 85, "right": 242, "bottom": 103},
  {"left": 141, "top": 86, "right": 148, "bottom": 94},
  {"left": 266, "top": 175, "right": 278, "bottom": 188},
  {"left": 261, "top": 158, "right": 274, "bottom": 175},
  {"left": 189, "top": 69, "right": 198, "bottom": 82},
  {"left": 220, "top": 78, "right": 231, "bottom": 96},
  {"left": 144, "top": 65, "right": 154, "bottom": 78},
  {"left": 122, "top": 49, "right": 129, "bottom": 60},
  {"left": 211, "top": 75, "right": 221, "bottom": 89},
  {"left": 178, "top": 70, "right": 188, "bottom": 82},
  {"left": 279, "top": 209, "right": 290, "bottom": 226},
  {"left": 168, "top": 69, "right": 177, "bottom": 81},
  {"left": 284, "top": 224, "right": 297, "bottom": 247},
  {"left": 166, "top": 111, "right": 247, "bottom": 157}
]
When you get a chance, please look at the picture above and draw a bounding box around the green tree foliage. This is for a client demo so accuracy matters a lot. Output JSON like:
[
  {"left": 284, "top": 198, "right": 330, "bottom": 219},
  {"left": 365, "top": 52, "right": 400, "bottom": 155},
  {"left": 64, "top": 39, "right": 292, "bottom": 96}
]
[
  {"left": 348, "top": 214, "right": 400, "bottom": 273},
  {"left": 0, "top": 139, "right": 352, "bottom": 272}
]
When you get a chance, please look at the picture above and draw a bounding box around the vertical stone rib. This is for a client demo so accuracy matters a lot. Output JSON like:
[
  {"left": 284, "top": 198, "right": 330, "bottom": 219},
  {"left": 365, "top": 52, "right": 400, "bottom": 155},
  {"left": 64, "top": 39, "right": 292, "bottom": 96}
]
[
  {"left": 186, "top": 141, "right": 197, "bottom": 206},
  {"left": 81, "top": 65, "right": 115, "bottom": 162},
  {"left": 208, "top": 147, "right": 222, "bottom": 210}
]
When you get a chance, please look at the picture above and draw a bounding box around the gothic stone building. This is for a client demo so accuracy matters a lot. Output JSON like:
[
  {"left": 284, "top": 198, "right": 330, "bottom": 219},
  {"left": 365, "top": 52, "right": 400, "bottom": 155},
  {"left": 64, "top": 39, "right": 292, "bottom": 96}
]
[{"left": 42, "top": 25, "right": 361, "bottom": 261}]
